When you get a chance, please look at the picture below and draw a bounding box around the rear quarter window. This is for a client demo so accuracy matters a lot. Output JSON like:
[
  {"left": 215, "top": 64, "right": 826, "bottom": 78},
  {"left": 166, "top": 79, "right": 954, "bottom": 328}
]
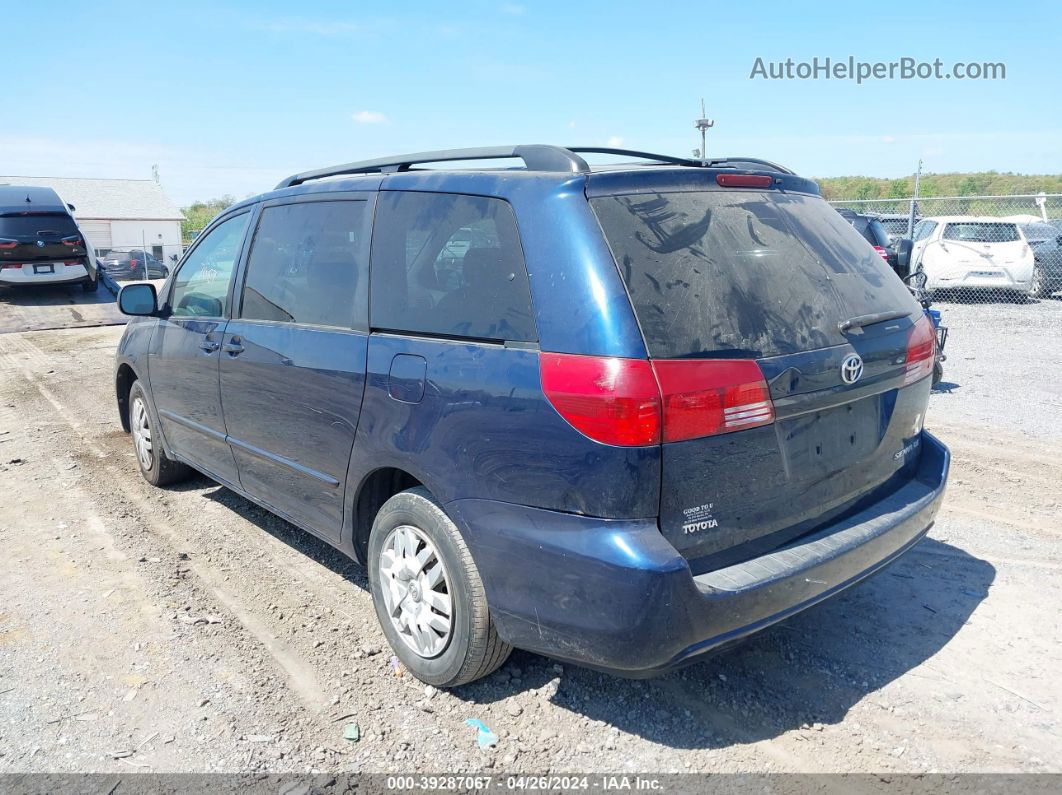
[{"left": 369, "top": 192, "right": 537, "bottom": 342}]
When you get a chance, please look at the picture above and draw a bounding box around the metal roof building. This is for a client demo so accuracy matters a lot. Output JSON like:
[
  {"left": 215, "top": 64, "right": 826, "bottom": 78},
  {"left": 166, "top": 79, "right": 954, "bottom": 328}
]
[{"left": 0, "top": 175, "right": 185, "bottom": 264}]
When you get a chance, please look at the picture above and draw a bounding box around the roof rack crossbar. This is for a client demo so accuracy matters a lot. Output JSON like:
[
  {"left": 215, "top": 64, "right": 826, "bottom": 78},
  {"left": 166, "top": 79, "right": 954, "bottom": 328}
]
[
  {"left": 706, "top": 157, "right": 796, "bottom": 175},
  {"left": 565, "top": 147, "right": 702, "bottom": 167},
  {"left": 275, "top": 145, "right": 591, "bottom": 189}
]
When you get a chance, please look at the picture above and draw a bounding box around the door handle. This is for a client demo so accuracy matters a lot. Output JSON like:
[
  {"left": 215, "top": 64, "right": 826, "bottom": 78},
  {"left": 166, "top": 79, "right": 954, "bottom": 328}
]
[
  {"left": 199, "top": 339, "right": 220, "bottom": 354},
  {"left": 223, "top": 336, "right": 244, "bottom": 356}
]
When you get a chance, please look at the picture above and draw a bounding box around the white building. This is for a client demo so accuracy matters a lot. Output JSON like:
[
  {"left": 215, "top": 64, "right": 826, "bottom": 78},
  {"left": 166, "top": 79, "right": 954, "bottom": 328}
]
[{"left": 0, "top": 175, "right": 185, "bottom": 264}]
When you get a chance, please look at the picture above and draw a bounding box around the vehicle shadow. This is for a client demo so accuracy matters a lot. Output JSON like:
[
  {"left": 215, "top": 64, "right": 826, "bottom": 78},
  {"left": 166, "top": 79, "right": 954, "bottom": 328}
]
[
  {"left": 0, "top": 282, "right": 114, "bottom": 307},
  {"left": 932, "top": 380, "right": 960, "bottom": 393},
  {"left": 190, "top": 476, "right": 371, "bottom": 590},
  {"left": 189, "top": 476, "right": 991, "bottom": 751},
  {"left": 450, "top": 537, "right": 994, "bottom": 750}
]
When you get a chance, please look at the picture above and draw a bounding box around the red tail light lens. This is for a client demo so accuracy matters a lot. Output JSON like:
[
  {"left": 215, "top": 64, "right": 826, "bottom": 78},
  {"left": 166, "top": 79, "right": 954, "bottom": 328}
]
[
  {"left": 61, "top": 235, "right": 82, "bottom": 247},
  {"left": 904, "top": 314, "right": 935, "bottom": 385},
  {"left": 540, "top": 353, "right": 661, "bottom": 446},
  {"left": 652, "top": 359, "right": 774, "bottom": 442},
  {"left": 716, "top": 174, "right": 773, "bottom": 188},
  {"left": 64, "top": 261, "right": 81, "bottom": 266},
  {"left": 540, "top": 354, "right": 775, "bottom": 446},
  {"left": 872, "top": 245, "right": 889, "bottom": 261},
  {"left": 0, "top": 238, "right": 17, "bottom": 249},
  {"left": 1, "top": 263, "right": 22, "bottom": 270}
]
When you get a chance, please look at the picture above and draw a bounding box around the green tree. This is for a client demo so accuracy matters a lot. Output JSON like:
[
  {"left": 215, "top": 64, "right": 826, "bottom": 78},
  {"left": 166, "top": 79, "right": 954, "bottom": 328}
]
[{"left": 180, "top": 195, "right": 236, "bottom": 242}]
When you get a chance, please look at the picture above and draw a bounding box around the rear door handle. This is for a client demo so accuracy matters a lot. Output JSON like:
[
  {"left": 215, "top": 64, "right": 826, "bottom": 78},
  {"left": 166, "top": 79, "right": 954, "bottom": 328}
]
[{"left": 199, "top": 339, "right": 220, "bottom": 354}]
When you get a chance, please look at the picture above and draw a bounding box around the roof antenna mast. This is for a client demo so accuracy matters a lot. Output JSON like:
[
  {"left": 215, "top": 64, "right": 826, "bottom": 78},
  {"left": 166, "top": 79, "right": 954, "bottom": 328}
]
[{"left": 694, "top": 99, "right": 714, "bottom": 167}]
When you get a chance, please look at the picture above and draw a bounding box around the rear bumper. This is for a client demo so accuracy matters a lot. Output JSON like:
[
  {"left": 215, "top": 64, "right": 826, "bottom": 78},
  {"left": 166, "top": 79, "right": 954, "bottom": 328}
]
[
  {"left": 447, "top": 431, "right": 949, "bottom": 676},
  {"left": 0, "top": 266, "right": 90, "bottom": 286}
]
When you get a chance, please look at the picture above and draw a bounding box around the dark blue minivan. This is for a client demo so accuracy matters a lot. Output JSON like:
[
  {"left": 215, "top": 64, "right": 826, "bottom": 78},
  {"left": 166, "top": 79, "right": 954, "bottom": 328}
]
[{"left": 115, "top": 146, "right": 949, "bottom": 686}]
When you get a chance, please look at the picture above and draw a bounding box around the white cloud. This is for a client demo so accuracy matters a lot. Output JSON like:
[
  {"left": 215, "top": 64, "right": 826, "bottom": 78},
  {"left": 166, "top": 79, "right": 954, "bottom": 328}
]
[
  {"left": 351, "top": 111, "right": 388, "bottom": 124},
  {"left": 501, "top": 3, "right": 526, "bottom": 15},
  {"left": 606, "top": 136, "right": 624, "bottom": 148},
  {"left": 882, "top": 135, "right": 896, "bottom": 144}
]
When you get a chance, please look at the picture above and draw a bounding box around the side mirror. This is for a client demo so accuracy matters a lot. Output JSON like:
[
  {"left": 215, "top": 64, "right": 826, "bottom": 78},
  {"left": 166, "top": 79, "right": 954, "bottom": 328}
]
[
  {"left": 894, "top": 238, "right": 913, "bottom": 276},
  {"left": 118, "top": 283, "right": 159, "bottom": 316}
]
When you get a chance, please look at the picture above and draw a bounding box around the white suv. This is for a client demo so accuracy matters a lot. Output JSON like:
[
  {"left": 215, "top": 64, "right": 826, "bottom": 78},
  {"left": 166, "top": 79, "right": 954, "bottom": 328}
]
[{"left": 911, "top": 216, "right": 1035, "bottom": 297}]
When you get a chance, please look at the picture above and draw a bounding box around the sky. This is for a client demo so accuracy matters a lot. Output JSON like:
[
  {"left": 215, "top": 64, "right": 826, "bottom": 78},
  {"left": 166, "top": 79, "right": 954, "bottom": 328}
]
[{"left": 2, "top": 0, "right": 1059, "bottom": 206}]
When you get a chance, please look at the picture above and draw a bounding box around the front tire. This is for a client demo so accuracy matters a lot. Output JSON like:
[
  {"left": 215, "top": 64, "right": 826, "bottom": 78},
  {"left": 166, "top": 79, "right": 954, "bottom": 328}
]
[
  {"left": 128, "top": 381, "right": 191, "bottom": 487},
  {"left": 368, "top": 487, "right": 511, "bottom": 687}
]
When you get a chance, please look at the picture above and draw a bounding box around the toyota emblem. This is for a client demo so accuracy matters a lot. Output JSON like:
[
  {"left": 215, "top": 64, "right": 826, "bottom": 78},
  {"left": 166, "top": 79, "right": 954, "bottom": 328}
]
[{"left": 841, "top": 353, "right": 864, "bottom": 384}]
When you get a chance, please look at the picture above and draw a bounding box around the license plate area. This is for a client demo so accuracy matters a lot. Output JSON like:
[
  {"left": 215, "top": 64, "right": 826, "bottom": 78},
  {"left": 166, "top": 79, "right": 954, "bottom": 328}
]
[
  {"left": 33, "top": 264, "right": 55, "bottom": 274},
  {"left": 778, "top": 396, "right": 881, "bottom": 480}
]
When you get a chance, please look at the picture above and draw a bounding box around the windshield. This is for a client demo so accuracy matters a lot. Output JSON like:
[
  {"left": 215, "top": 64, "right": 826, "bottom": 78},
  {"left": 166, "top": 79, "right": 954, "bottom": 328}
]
[
  {"left": 942, "top": 222, "right": 1019, "bottom": 243},
  {"left": 591, "top": 190, "right": 917, "bottom": 359},
  {"left": 0, "top": 213, "right": 79, "bottom": 238}
]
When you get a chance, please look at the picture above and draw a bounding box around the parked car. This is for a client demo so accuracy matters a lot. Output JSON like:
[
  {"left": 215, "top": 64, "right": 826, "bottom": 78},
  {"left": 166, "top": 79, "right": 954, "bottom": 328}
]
[
  {"left": 910, "top": 216, "right": 1036, "bottom": 298},
  {"left": 836, "top": 208, "right": 907, "bottom": 275},
  {"left": 100, "top": 249, "right": 170, "bottom": 281},
  {"left": 876, "top": 212, "right": 919, "bottom": 244},
  {"left": 1019, "top": 222, "right": 1062, "bottom": 297},
  {"left": 114, "top": 145, "right": 949, "bottom": 686},
  {"left": 0, "top": 186, "right": 98, "bottom": 291}
]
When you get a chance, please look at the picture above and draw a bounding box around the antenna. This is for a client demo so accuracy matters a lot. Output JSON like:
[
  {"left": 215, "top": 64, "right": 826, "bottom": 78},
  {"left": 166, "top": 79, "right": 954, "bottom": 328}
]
[{"left": 694, "top": 98, "right": 714, "bottom": 167}]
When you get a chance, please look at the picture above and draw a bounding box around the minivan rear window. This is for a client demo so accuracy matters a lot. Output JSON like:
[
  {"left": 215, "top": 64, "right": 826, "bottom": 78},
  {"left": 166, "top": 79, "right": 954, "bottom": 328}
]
[
  {"left": 0, "top": 213, "right": 79, "bottom": 238},
  {"left": 591, "top": 191, "right": 916, "bottom": 359},
  {"left": 942, "top": 222, "right": 1019, "bottom": 242}
]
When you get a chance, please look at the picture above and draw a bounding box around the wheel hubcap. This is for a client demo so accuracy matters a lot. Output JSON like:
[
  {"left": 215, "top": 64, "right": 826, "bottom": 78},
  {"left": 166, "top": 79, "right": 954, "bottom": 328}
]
[
  {"left": 378, "top": 524, "right": 453, "bottom": 658},
  {"left": 131, "top": 397, "right": 153, "bottom": 470}
]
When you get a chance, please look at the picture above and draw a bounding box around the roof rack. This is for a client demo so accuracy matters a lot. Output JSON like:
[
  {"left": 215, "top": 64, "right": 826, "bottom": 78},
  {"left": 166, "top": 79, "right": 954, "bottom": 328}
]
[
  {"left": 275, "top": 146, "right": 797, "bottom": 189},
  {"left": 275, "top": 145, "right": 590, "bottom": 189}
]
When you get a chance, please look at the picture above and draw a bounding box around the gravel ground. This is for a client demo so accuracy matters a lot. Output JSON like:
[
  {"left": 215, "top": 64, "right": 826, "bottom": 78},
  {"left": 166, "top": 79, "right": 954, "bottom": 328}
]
[{"left": 0, "top": 302, "right": 1059, "bottom": 775}]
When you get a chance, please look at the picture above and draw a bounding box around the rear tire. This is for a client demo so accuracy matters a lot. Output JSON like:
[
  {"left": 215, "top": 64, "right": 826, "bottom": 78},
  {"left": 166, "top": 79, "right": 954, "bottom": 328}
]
[
  {"left": 1031, "top": 266, "right": 1049, "bottom": 298},
  {"left": 932, "top": 361, "right": 944, "bottom": 386},
  {"left": 82, "top": 275, "right": 99, "bottom": 292},
  {"left": 368, "top": 487, "right": 511, "bottom": 687},
  {"left": 128, "top": 381, "right": 191, "bottom": 487}
]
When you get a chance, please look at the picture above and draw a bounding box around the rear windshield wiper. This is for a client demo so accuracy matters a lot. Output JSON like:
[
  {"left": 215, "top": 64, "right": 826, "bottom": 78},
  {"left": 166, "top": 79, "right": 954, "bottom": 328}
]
[{"left": 837, "top": 309, "right": 910, "bottom": 334}]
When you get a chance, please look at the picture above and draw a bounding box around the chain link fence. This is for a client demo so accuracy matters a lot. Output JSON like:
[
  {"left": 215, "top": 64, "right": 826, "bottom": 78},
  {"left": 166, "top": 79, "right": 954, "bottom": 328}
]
[{"left": 829, "top": 194, "right": 1062, "bottom": 304}]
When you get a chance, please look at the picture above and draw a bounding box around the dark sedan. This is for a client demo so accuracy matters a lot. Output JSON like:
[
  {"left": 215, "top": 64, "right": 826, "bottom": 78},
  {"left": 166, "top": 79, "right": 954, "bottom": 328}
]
[
  {"left": 1021, "top": 222, "right": 1062, "bottom": 297},
  {"left": 100, "top": 250, "right": 169, "bottom": 281}
]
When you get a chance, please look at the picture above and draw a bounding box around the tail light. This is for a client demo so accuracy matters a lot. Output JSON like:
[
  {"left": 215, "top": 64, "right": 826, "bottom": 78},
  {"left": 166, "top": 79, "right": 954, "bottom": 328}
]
[
  {"left": 652, "top": 360, "right": 774, "bottom": 442},
  {"left": 61, "top": 235, "right": 82, "bottom": 247},
  {"left": 716, "top": 174, "right": 773, "bottom": 188},
  {"left": 904, "top": 314, "right": 935, "bottom": 385},
  {"left": 872, "top": 245, "right": 889, "bottom": 261},
  {"left": 540, "top": 353, "right": 775, "bottom": 447},
  {"left": 64, "top": 261, "right": 81, "bottom": 267},
  {"left": 1, "top": 263, "right": 21, "bottom": 270},
  {"left": 539, "top": 354, "right": 661, "bottom": 446},
  {"left": 130, "top": 258, "right": 139, "bottom": 267},
  {"left": 0, "top": 238, "right": 17, "bottom": 249}
]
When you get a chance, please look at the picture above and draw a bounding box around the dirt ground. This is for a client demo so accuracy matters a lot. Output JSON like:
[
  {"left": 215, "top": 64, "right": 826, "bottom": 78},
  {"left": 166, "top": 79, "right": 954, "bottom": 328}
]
[{"left": 1, "top": 300, "right": 1060, "bottom": 775}]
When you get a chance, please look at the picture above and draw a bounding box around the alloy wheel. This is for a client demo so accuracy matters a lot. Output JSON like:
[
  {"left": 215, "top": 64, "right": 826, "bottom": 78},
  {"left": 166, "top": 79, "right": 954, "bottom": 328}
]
[{"left": 131, "top": 397, "right": 153, "bottom": 471}]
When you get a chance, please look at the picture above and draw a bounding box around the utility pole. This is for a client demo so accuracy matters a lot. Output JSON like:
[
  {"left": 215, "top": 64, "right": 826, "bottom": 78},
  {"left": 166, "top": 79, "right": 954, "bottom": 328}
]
[
  {"left": 908, "top": 159, "right": 923, "bottom": 238},
  {"left": 151, "top": 164, "right": 160, "bottom": 184},
  {"left": 694, "top": 99, "right": 714, "bottom": 166}
]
